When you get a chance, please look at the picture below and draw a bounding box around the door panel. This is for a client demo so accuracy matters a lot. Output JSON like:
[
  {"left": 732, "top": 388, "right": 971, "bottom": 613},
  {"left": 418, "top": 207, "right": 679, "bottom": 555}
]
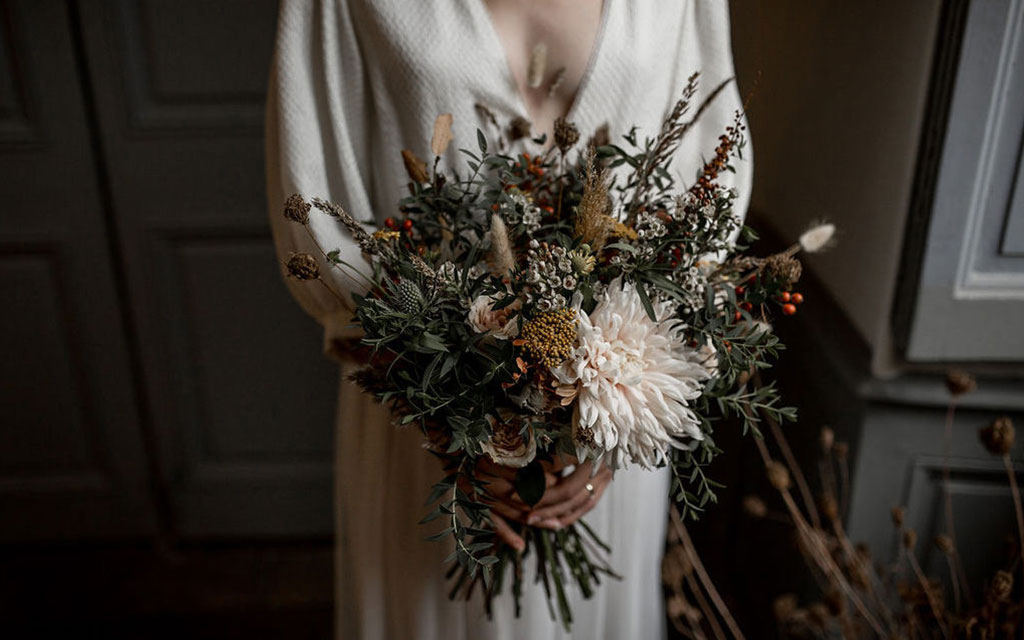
[
  {"left": 75, "top": 0, "right": 339, "bottom": 537},
  {"left": 0, "top": 0, "right": 156, "bottom": 540}
]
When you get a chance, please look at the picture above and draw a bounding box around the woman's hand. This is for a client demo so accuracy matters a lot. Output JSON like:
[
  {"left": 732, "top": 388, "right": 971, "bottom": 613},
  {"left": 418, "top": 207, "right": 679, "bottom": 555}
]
[{"left": 475, "top": 456, "right": 613, "bottom": 551}]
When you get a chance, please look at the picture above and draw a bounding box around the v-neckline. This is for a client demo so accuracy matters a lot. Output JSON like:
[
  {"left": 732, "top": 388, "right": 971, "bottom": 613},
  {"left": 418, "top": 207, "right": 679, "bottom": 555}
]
[{"left": 471, "top": 0, "right": 613, "bottom": 128}]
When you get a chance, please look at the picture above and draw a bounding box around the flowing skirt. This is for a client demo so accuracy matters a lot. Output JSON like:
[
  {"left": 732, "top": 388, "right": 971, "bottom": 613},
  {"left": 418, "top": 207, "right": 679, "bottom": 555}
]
[{"left": 334, "top": 368, "right": 669, "bottom": 640}]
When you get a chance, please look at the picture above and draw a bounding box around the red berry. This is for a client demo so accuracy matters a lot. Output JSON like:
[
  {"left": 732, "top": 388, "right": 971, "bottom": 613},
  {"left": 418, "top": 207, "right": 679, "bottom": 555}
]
[
  {"left": 739, "top": 301, "right": 753, "bottom": 311},
  {"left": 402, "top": 219, "right": 413, "bottom": 231},
  {"left": 778, "top": 291, "right": 791, "bottom": 303},
  {"left": 791, "top": 292, "right": 804, "bottom": 304},
  {"left": 733, "top": 311, "right": 742, "bottom": 322},
  {"left": 384, "top": 217, "right": 396, "bottom": 229},
  {"left": 782, "top": 303, "right": 797, "bottom": 316},
  {"left": 734, "top": 286, "right": 745, "bottom": 296}
]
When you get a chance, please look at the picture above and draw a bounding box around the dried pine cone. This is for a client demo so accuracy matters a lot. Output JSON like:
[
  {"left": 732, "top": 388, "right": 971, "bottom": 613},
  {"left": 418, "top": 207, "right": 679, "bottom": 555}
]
[
  {"left": 980, "top": 415, "right": 1015, "bottom": 456},
  {"left": 283, "top": 193, "right": 310, "bottom": 224},
  {"left": 286, "top": 252, "right": 319, "bottom": 280}
]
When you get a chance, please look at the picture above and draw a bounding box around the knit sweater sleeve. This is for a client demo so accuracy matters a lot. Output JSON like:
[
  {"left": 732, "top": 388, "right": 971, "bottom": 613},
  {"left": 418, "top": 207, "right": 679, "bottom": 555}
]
[{"left": 266, "top": 0, "right": 372, "bottom": 359}]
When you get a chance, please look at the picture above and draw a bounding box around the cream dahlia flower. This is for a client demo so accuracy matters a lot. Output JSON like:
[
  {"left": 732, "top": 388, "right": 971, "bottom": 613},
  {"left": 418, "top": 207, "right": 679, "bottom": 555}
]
[{"left": 552, "top": 278, "right": 715, "bottom": 469}]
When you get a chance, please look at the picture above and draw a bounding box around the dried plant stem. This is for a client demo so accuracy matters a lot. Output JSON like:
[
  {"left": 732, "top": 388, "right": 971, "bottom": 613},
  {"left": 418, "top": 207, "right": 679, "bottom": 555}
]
[
  {"left": 752, "top": 436, "right": 886, "bottom": 636},
  {"left": 670, "top": 505, "right": 746, "bottom": 640},
  {"left": 302, "top": 224, "right": 373, "bottom": 289},
  {"left": 683, "top": 565, "right": 727, "bottom": 640},
  {"left": 316, "top": 277, "right": 347, "bottom": 305},
  {"left": 1003, "top": 453, "right": 1024, "bottom": 586},
  {"left": 906, "top": 547, "right": 950, "bottom": 639},
  {"left": 754, "top": 373, "right": 821, "bottom": 528},
  {"left": 943, "top": 552, "right": 962, "bottom": 613},
  {"left": 940, "top": 399, "right": 974, "bottom": 609}
]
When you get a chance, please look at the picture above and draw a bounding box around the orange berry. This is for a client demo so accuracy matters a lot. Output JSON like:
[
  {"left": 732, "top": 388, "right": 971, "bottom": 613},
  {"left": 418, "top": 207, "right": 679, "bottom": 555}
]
[
  {"left": 739, "top": 301, "right": 753, "bottom": 311},
  {"left": 384, "top": 217, "right": 396, "bottom": 229},
  {"left": 778, "top": 291, "right": 791, "bottom": 302},
  {"left": 733, "top": 311, "right": 742, "bottom": 322},
  {"left": 402, "top": 219, "right": 413, "bottom": 231},
  {"left": 791, "top": 292, "right": 804, "bottom": 304},
  {"left": 782, "top": 303, "right": 797, "bottom": 316}
]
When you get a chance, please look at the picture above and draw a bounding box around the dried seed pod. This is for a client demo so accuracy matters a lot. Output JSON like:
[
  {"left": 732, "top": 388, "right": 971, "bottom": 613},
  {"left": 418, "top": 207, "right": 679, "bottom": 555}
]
[
  {"left": 764, "top": 254, "right": 803, "bottom": 289},
  {"left": 766, "top": 461, "right": 791, "bottom": 491},
  {"left": 553, "top": 116, "right": 580, "bottom": 153},
  {"left": 945, "top": 370, "right": 977, "bottom": 397},
  {"left": 742, "top": 495, "right": 768, "bottom": 518},
  {"left": 989, "top": 570, "right": 1013, "bottom": 602},
  {"left": 980, "top": 415, "right": 1015, "bottom": 456},
  {"left": 902, "top": 528, "right": 918, "bottom": 550},
  {"left": 934, "top": 534, "right": 955, "bottom": 554},
  {"left": 283, "top": 193, "right": 310, "bottom": 224},
  {"left": 891, "top": 506, "right": 905, "bottom": 528},
  {"left": 285, "top": 252, "right": 319, "bottom": 280}
]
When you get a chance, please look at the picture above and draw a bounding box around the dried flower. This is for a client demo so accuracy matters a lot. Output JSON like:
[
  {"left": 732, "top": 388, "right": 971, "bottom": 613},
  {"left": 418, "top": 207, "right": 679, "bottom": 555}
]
[
  {"left": 551, "top": 278, "right": 713, "bottom": 469},
  {"left": 980, "top": 415, "right": 1015, "bottom": 456},
  {"left": 468, "top": 294, "right": 520, "bottom": 340},
  {"left": 568, "top": 248, "right": 596, "bottom": 275},
  {"left": 934, "top": 534, "right": 955, "bottom": 554},
  {"left": 766, "top": 461, "right": 791, "bottom": 491},
  {"left": 372, "top": 230, "right": 400, "bottom": 242},
  {"left": 527, "top": 42, "right": 547, "bottom": 88},
  {"left": 764, "top": 254, "right": 803, "bottom": 289},
  {"left": 508, "top": 116, "right": 532, "bottom": 142},
  {"left": 553, "top": 116, "right": 580, "bottom": 153},
  {"left": 891, "top": 506, "right": 905, "bottom": 528},
  {"left": 798, "top": 222, "right": 835, "bottom": 253},
  {"left": 574, "top": 150, "right": 612, "bottom": 250},
  {"left": 487, "top": 214, "right": 516, "bottom": 278},
  {"left": 989, "top": 570, "right": 1013, "bottom": 602},
  {"left": 520, "top": 309, "right": 576, "bottom": 368},
  {"left": 480, "top": 415, "right": 536, "bottom": 468},
  {"left": 945, "top": 370, "right": 977, "bottom": 396},
  {"left": 430, "top": 113, "right": 454, "bottom": 157},
  {"left": 820, "top": 426, "right": 834, "bottom": 453},
  {"left": 902, "top": 528, "right": 917, "bottom": 550},
  {"left": 283, "top": 193, "right": 310, "bottom": 224},
  {"left": 285, "top": 252, "right": 319, "bottom": 280},
  {"left": 742, "top": 495, "right": 767, "bottom": 518},
  {"left": 395, "top": 278, "right": 425, "bottom": 315},
  {"left": 401, "top": 149, "right": 429, "bottom": 183},
  {"left": 773, "top": 594, "right": 798, "bottom": 621}
]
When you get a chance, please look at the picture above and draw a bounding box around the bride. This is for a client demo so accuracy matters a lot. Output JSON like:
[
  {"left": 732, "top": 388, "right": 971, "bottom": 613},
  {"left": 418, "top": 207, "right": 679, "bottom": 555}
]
[{"left": 267, "top": 1, "right": 751, "bottom": 638}]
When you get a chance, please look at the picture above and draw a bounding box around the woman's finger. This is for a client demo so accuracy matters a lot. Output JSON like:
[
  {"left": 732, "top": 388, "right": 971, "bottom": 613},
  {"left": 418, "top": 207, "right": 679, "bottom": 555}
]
[
  {"left": 489, "top": 512, "right": 525, "bottom": 552},
  {"left": 530, "top": 461, "right": 596, "bottom": 510},
  {"left": 531, "top": 467, "right": 611, "bottom": 526},
  {"left": 556, "top": 472, "right": 611, "bottom": 527},
  {"left": 483, "top": 494, "right": 529, "bottom": 523}
]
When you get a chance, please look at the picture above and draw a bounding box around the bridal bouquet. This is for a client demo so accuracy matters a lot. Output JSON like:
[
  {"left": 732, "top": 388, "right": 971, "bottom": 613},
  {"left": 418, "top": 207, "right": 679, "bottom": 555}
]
[{"left": 281, "top": 73, "right": 831, "bottom": 628}]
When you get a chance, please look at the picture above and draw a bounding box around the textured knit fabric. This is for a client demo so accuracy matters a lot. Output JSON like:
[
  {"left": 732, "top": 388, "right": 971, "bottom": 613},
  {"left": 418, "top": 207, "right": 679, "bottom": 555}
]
[{"left": 266, "top": 1, "right": 751, "bottom": 638}]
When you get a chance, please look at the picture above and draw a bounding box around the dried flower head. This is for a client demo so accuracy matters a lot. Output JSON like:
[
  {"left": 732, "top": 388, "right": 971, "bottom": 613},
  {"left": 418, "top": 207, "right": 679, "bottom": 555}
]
[
  {"left": 945, "top": 370, "right": 977, "bottom": 397},
  {"left": 574, "top": 150, "right": 612, "bottom": 250},
  {"left": 799, "top": 222, "right": 836, "bottom": 253},
  {"left": 508, "top": 116, "right": 532, "bottom": 142},
  {"left": 487, "top": 213, "right": 516, "bottom": 278},
  {"left": 989, "top": 570, "right": 1013, "bottom": 602},
  {"left": 766, "top": 461, "right": 791, "bottom": 491},
  {"left": 773, "top": 594, "right": 798, "bottom": 621},
  {"left": 980, "top": 415, "right": 1015, "bottom": 456},
  {"left": 820, "top": 426, "right": 834, "bottom": 453},
  {"left": 520, "top": 309, "right": 577, "bottom": 368},
  {"left": 553, "top": 116, "right": 580, "bottom": 153},
  {"left": 401, "top": 149, "right": 429, "bottom": 183},
  {"left": 902, "top": 528, "right": 917, "bottom": 550},
  {"left": 820, "top": 494, "right": 839, "bottom": 521},
  {"left": 765, "top": 254, "right": 803, "bottom": 289},
  {"left": 891, "top": 506, "right": 905, "bottom": 528},
  {"left": 934, "top": 534, "right": 955, "bottom": 554},
  {"left": 568, "top": 248, "right": 596, "bottom": 275},
  {"left": 742, "top": 495, "right": 768, "bottom": 518},
  {"left": 285, "top": 252, "right": 319, "bottom": 280},
  {"left": 283, "top": 193, "right": 310, "bottom": 224}
]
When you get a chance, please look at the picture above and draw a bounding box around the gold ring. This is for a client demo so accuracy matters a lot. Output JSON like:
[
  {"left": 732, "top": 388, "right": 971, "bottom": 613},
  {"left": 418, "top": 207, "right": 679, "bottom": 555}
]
[{"left": 585, "top": 482, "right": 595, "bottom": 496}]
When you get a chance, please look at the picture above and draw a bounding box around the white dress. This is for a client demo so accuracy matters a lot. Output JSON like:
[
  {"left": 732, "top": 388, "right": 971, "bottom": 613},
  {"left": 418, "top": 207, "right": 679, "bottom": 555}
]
[{"left": 266, "top": 2, "right": 751, "bottom": 638}]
